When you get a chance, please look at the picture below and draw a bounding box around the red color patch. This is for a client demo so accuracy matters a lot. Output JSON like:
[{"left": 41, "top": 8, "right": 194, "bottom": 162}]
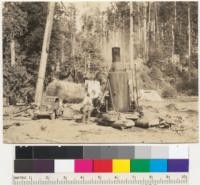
[{"left": 93, "top": 160, "right": 112, "bottom": 172}]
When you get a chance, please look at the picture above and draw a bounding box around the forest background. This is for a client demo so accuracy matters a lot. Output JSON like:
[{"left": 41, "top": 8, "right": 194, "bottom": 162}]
[{"left": 3, "top": 2, "right": 198, "bottom": 102}]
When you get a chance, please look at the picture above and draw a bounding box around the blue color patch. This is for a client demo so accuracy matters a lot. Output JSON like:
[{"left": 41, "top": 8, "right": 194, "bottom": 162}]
[{"left": 150, "top": 159, "right": 167, "bottom": 172}]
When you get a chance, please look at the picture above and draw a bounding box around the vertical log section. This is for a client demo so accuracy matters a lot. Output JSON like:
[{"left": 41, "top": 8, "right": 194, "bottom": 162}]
[
  {"left": 35, "top": 2, "right": 55, "bottom": 106},
  {"left": 109, "top": 71, "right": 129, "bottom": 112},
  {"left": 109, "top": 47, "right": 130, "bottom": 112}
]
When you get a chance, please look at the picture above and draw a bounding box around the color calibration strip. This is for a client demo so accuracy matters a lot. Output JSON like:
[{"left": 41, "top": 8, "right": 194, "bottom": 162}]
[
  {"left": 14, "top": 159, "right": 189, "bottom": 173},
  {"left": 16, "top": 145, "right": 188, "bottom": 159},
  {"left": 15, "top": 145, "right": 188, "bottom": 173}
]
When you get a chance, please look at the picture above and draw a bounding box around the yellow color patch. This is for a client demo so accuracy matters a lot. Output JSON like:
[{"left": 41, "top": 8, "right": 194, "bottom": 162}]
[{"left": 112, "top": 159, "right": 130, "bottom": 172}]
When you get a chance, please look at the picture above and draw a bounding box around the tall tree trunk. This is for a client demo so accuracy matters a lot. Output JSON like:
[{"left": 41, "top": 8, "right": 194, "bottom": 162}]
[
  {"left": 10, "top": 39, "right": 15, "bottom": 66},
  {"left": 112, "top": 14, "right": 116, "bottom": 46},
  {"left": 103, "top": 27, "right": 107, "bottom": 63},
  {"left": 101, "top": 14, "right": 104, "bottom": 52},
  {"left": 70, "top": 8, "right": 76, "bottom": 63},
  {"left": 71, "top": 33, "right": 75, "bottom": 59},
  {"left": 143, "top": 3, "right": 147, "bottom": 60},
  {"left": 172, "top": 24, "right": 175, "bottom": 59},
  {"left": 61, "top": 35, "right": 65, "bottom": 64},
  {"left": 147, "top": 2, "right": 151, "bottom": 60},
  {"left": 130, "top": 1, "right": 137, "bottom": 103},
  {"left": 172, "top": 2, "right": 176, "bottom": 60},
  {"left": 155, "top": 2, "right": 159, "bottom": 37},
  {"left": 153, "top": 2, "right": 156, "bottom": 44},
  {"left": 35, "top": 2, "right": 55, "bottom": 106},
  {"left": 188, "top": 4, "right": 191, "bottom": 81},
  {"left": 154, "top": 2, "right": 159, "bottom": 48},
  {"left": 137, "top": 3, "right": 141, "bottom": 58},
  {"left": 122, "top": 15, "right": 125, "bottom": 63},
  {"left": 56, "top": 60, "right": 60, "bottom": 72},
  {"left": 112, "top": 17, "right": 115, "bottom": 46},
  {"left": 174, "top": 1, "right": 177, "bottom": 24},
  {"left": 130, "top": 1, "right": 134, "bottom": 63}
]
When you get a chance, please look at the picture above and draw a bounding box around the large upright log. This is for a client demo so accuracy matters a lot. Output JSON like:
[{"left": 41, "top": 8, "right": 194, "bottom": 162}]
[
  {"left": 35, "top": 2, "right": 55, "bottom": 106},
  {"left": 109, "top": 47, "right": 130, "bottom": 112},
  {"left": 109, "top": 71, "right": 129, "bottom": 112}
]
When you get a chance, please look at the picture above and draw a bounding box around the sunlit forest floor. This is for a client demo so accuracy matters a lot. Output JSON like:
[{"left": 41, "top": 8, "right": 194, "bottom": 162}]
[{"left": 3, "top": 96, "right": 198, "bottom": 144}]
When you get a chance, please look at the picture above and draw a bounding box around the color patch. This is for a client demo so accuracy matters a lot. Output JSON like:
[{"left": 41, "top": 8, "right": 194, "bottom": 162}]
[
  {"left": 33, "top": 160, "right": 54, "bottom": 173},
  {"left": 151, "top": 146, "right": 169, "bottom": 159},
  {"left": 168, "top": 159, "right": 189, "bottom": 172},
  {"left": 100, "top": 146, "right": 119, "bottom": 159},
  {"left": 54, "top": 160, "right": 74, "bottom": 173},
  {"left": 169, "top": 145, "right": 188, "bottom": 159},
  {"left": 117, "top": 146, "right": 135, "bottom": 159},
  {"left": 131, "top": 159, "right": 150, "bottom": 172},
  {"left": 134, "top": 146, "right": 151, "bottom": 159},
  {"left": 99, "top": 146, "right": 135, "bottom": 159},
  {"left": 150, "top": 159, "right": 167, "bottom": 172},
  {"left": 14, "top": 160, "right": 34, "bottom": 173},
  {"left": 16, "top": 147, "right": 33, "bottom": 159},
  {"left": 33, "top": 146, "right": 83, "bottom": 159},
  {"left": 93, "top": 160, "right": 112, "bottom": 172},
  {"left": 112, "top": 159, "right": 130, "bottom": 172},
  {"left": 75, "top": 160, "right": 93, "bottom": 173},
  {"left": 83, "top": 146, "right": 101, "bottom": 159}
]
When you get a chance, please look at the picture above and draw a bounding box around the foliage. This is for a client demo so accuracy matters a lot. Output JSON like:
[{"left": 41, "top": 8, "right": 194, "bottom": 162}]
[
  {"left": 149, "top": 66, "right": 163, "bottom": 80},
  {"left": 3, "top": 2, "right": 28, "bottom": 42},
  {"left": 3, "top": 2, "right": 48, "bottom": 100},
  {"left": 3, "top": 63, "right": 33, "bottom": 101},
  {"left": 161, "top": 86, "right": 177, "bottom": 98},
  {"left": 176, "top": 78, "right": 198, "bottom": 96}
]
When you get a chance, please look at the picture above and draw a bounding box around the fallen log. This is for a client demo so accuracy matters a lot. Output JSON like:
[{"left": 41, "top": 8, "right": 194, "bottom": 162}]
[
  {"left": 97, "top": 112, "right": 135, "bottom": 130},
  {"left": 112, "top": 119, "right": 135, "bottom": 130},
  {"left": 135, "top": 118, "right": 149, "bottom": 128},
  {"left": 46, "top": 80, "right": 85, "bottom": 103},
  {"left": 124, "top": 113, "right": 140, "bottom": 121}
]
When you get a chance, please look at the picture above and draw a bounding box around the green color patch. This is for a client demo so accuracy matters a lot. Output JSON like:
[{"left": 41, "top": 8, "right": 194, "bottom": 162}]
[{"left": 130, "top": 159, "right": 150, "bottom": 172}]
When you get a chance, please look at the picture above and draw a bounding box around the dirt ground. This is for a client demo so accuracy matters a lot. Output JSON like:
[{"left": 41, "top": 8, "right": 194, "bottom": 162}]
[{"left": 3, "top": 96, "right": 198, "bottom": 144}]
